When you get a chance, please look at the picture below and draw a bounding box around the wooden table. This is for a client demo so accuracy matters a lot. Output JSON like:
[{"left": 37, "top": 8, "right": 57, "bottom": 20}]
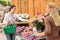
[
  {"left": 15, "top": 22, "right": 30, "bottom": 24},
  {"left": 15, "top": 22, "right": 30, "bottom": 27}
]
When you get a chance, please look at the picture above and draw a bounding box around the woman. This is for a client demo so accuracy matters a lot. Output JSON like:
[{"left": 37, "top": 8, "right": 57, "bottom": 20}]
[
  {"left": 3, "top": 5, "right": 27, "bottom": 40},
  {"left": 35, "top": 3, "right": 60, "bottom": 40}
]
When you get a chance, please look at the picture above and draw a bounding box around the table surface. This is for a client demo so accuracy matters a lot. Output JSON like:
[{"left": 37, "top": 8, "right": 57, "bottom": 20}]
[
  {"left": 0, "top": 22, "right": 30, "bottom": 28},
  {"left": 15, "top": 22, "right": 30, "bottom": 24},
  {"left": 0, "top": 21, "right": 30, "bottom": 25}
]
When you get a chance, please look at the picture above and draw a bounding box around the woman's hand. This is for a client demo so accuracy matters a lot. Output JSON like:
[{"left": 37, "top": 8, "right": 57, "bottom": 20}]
[
  {"left": 24, "top": 20, "right": 29, "bottom": 22},
  {"left": 34, "top": 32, "right": 43, "bottom": 38},
  {"left": 37, "top": 16, "right": 44, "bottom": 22},
  {"left": 38, "top": 32, "right": 45, "bottom": 38},
  {"left": 24, "top": 18, "right": 37, "bottom": 22},
  {"left": 34, "top": 32, "right": 39, "bottom": 37},
  {"left": 9, "top": 21, "right": 14, "bottom": 25},
  {"left": 38, "top": 33, "right": 43, "bottom": 39}
]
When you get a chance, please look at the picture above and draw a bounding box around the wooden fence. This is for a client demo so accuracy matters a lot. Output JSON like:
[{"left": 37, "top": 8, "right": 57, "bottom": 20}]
[
  {"left": 11, "top": 0, "right": 60, "bottom": 26},
  {"left": 11, "top": 0, "right": 60, "bottom": 18}
]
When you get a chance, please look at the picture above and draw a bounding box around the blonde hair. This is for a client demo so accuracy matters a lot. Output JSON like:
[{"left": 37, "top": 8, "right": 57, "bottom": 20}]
[{"left": 47, "top": 3, "right": 60, "bottom": 26}]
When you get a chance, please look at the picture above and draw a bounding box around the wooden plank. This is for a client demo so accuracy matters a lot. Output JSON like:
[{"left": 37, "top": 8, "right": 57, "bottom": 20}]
[
  {"left": 16, "top": 0, "right": 19, "bottom": 14},
  {"left": 13, "top": 0, "right": 16, "bottom": 13},
  {"left": 59, "top": 0, "right": 60, "bottom": 8},
  {"left": 47, "top": 0, "right": 54, "bottom": 3},
  {"left": 25, "top": 0, "right": 29, "bottom": 13},
  {"left": 28, "top": 0, "right": 34, "bottom": 18},
  {"left": 13, "top": 0, "right": 19, "bottom": 14},
  {"left": 54, "top": 0, "right": 60, "bottom": 8},
  {"left": 28, "top": 0, "right": 34, "bottom": 27},
  {"left": 16, "top": 2, "right": 19, "bottom": 14},
  {"left": 41, "top": 0, "right": 47, "bottom": 14},
  {"left": 21, "top": 0, "right": 26, "bottom": 14},
  {"left": 34, "top": 0, "right": 41, "bottom": 16},
  {"left": 18, "top": 0, "right": 22, "bottom": 14},
  {"left": 15, "top": 22, "right": 30, "bottom": 24}
]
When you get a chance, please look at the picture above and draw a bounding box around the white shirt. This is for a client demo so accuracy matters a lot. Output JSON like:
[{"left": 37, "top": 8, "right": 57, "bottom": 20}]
[{"left": 3, "top": 12, "right": 25, "bottom": 25}]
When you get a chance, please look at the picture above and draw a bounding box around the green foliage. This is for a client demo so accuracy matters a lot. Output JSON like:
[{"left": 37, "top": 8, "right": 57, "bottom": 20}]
[
  {"left": 33, "top": 20, "right": 45, "bottom": 27},
  {"left": 32, "top": 20, "right": 45, "bottom": 31},
  {"left": 0, "top": 0, "right": 11, "bottom": 6}
]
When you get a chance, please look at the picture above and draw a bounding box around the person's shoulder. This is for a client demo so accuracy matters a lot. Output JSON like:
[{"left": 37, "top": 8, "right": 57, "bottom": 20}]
[
  {"left": 14, "top": 13, "right": 18, "bottom": 16},
  {"left": 46, "top": 16, "right": 51, "bottom": 18},
  {"left": 45, "top": 16, "right": 52, "bottom": 20},
  {"left": 14, "top": 13, "right": 18, "bottom": 15},
  {"left": 5, "top": 12, "right": 10, "bottom": 15}
]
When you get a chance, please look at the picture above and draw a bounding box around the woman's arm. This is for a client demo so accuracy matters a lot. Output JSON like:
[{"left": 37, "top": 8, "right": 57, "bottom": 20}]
[
  {"left": 3, "top": 14, "right": 9, "bottom": 25},
  {"left": 35, "top": 17, "right": 51, "bottom": 37},
  {"left": 16, "top": 14, "right": 26, "bottom": 21},
  {"left": 16, "top": 15, "right": 37, "bottom": 22},
  {"left": 44, "top": 17, "right": 51, "bottom": 35}
]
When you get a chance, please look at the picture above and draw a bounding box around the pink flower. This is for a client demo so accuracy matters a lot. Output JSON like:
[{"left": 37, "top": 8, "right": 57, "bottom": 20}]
[
  {"left": 24, "top": 33, "right": 31, "bottom": 40},
  {"left": 16, "top": 26, "right": 21, "bottom": 34}
]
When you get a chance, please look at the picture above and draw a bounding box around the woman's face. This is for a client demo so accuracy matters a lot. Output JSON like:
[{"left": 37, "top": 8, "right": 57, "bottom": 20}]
[
  {"left": 46, "top": 6, "right": 51, "bottom": 14},
  {"left": 46, "top": 7, "right": 51, "bottom": 12},
  {"left": 11, "top": 7, "right": 16, "bottom": 13}
]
